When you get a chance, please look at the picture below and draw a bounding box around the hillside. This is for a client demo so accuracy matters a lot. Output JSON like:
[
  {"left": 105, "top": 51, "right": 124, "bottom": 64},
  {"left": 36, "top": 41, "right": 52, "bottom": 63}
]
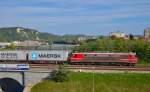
[
  {"left": 0, "top": 27, "right": 60, "bottom": 42},
  {"left": 0, "top": 27, "right": 98, "bottom": 44}
]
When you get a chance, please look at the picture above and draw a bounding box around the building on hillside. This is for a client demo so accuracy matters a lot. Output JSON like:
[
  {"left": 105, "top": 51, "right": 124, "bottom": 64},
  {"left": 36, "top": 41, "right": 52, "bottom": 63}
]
[
  {"left": 144, "top": 28, "right": 150, "bottom": 42},
  {"left": 144, "top": 28, "right": 150, "bottom": 39},
  {"left": 77, "top": 36, "right": 98, "bottom": 42},
  {"left": 77, "top": 37, "right": 87, "bottom": 41},
  {"left": 13, "top": 40, "right": 48, "bottom": 46},
  {"left": 13, "top": 40, "right": 49, "bottom": 50},
  {"left": 51, "top": 43, "right": 79, "bottom": 50},
  {"left": 109, "top": 31, "right": 126, "bottom": 39}
]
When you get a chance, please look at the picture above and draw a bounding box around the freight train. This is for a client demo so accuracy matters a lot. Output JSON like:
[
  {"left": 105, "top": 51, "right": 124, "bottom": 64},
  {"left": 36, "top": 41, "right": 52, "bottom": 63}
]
[{"left": 0, "top": 50, "right": 138, "bottom": 66}]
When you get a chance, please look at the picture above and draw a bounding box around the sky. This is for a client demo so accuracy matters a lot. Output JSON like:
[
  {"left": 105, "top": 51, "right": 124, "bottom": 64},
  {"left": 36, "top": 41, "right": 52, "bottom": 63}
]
[{"left": 0, "top": 0, "right": 150, "bottom": 35}]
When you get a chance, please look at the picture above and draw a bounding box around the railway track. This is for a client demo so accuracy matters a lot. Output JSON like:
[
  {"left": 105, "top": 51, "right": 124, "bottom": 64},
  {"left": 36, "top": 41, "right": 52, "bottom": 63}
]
[{"left": 29, "top": 64, "right": 150, "bottom": 71}]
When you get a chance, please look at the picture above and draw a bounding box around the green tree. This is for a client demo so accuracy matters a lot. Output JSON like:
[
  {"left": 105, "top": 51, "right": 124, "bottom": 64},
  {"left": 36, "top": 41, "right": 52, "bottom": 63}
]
[
  {"left": 129, "top": 34, "right": 134, "bottom": 40},
  {"left": 5, "top": 43, "right": 16, "bottom": 50}
]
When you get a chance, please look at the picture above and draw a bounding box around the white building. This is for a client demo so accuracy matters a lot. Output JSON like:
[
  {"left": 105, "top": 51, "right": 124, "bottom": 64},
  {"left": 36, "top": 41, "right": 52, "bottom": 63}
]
[
  {"left": 0, "top": 42, "right": 11, "bottom": 48},
  {"left": 109, "top": 31, "right": 126, "bottom": 38},
  {"left": 77, "top": 37, "right": 87, "bottom": 41},
  {"left": 13, "top": 40, "right": 48, "bottom": 46},
  {"left": 144, "top": 28, "right": 150, "bottom": 39}
]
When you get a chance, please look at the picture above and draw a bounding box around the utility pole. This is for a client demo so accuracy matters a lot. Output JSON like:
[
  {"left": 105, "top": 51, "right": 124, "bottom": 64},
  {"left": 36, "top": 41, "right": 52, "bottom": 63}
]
[
  {"left": 92, "top": 67, "right": 95, "bottom": 92},
  {"left": 21, "top": 71, "right": 25, "bottom": 88}
]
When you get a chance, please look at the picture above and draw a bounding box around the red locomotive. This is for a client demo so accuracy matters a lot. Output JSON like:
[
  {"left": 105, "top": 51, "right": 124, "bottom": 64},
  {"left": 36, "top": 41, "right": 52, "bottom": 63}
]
[{"left": 69, "top": 52, "right": 137, "bottom": 66}]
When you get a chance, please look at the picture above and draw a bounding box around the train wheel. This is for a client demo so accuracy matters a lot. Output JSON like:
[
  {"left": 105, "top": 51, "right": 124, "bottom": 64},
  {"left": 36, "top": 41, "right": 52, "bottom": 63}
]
[
  {"left": 126, "top": 63, "right": 135, "bottom": 66},
  {"left": 130, "top": 63, "right": 135, "bottom": 67},
  {"left": 119, "top": 62, "right": 126, "bottom": 66}
]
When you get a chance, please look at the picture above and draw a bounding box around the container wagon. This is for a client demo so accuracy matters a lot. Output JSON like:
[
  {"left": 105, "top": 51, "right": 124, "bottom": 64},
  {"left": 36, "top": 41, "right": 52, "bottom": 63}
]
[
  {"left": 28, "top": 50, "right": 69, "bottom": 64},
  {"left": 0, "top": 51, "right": 27, "bottom": 64}
]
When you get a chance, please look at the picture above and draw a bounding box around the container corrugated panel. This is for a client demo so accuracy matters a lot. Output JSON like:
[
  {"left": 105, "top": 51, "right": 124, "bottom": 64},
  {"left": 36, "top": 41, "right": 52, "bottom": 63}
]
[
  {"left": 28, "top": 50, "right": 69, "bottom": 61},
  {"left": 0, "top": 51, "right": 27, "bottom": 60}
]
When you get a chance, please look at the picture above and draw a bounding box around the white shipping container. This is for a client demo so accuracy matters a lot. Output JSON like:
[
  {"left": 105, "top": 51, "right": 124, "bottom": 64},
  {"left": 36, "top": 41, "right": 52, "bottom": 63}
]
[
  {"left": 28, "top": 50, "right": 69, "bottom": 61},
  {"left": 0, "top": 51, "right": 27, "bottom": 60}
]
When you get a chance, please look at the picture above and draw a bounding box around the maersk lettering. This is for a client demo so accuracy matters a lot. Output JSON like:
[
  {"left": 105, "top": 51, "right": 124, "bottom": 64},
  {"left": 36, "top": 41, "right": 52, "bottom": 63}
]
[
  {"left": 38, "top": 54, "right": 61, "bottom": 58},
  {"left": 0, "top": 53, "right": 18, "bottom": 59}
]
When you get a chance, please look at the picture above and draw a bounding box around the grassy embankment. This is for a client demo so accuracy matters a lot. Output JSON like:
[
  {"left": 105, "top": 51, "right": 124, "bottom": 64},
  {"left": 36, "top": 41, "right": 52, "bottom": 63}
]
[{"left": 31, "top": 72, "right": 150, "bottom": 92}]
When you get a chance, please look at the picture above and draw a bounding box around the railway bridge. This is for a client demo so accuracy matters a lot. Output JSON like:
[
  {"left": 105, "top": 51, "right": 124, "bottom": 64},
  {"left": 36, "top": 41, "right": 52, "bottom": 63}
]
[{"left": 0, "top": 70, "right": 52, "bottom": 92}]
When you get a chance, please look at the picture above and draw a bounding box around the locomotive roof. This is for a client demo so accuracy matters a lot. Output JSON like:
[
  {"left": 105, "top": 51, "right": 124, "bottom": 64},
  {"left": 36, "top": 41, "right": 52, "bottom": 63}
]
[{"left": 72, "top": 52, "right": 136, "bottom": 55}]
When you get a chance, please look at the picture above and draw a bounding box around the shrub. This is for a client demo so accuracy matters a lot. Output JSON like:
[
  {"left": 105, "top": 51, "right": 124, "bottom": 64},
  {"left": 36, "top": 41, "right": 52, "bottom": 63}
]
[{"left": 51, "top": 65, "right": 69, "bottom": 82}]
